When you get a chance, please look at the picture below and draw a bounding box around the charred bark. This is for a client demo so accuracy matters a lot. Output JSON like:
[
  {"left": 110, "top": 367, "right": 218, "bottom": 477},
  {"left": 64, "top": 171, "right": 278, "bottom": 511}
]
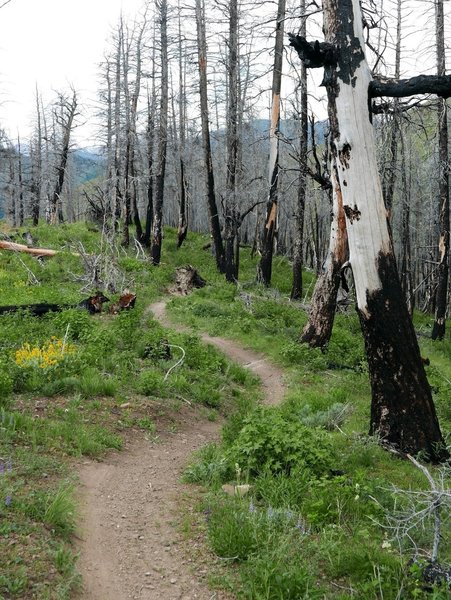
[
  {"left": 151, "top": 0, "right": 169, "bottom": 266},
  {"left": 291, "top": 0, "right": 448, "bottom": 461},
  {"left": 48, "top": 90, "right": 77, "bottom": 225},
  {"left": 431, "top": 0, "right": 449, "bottom": 341},
  {"left": 257, "top": 0, "right": 286, "bottom": 286},
  {"left": 370, "top": 74, "right": 451, "bottom": 99},
  {"left": 363, "top": 253, "right": 446, "bottom": 460},
  {"left": 300, "top": 164, "right": 348, "bottom": 347},
  {"left": 195, "top": 0, "right": 225, "bottom": 272},
  {"left": 290, "top": 0, "right": 308, "bottom": 301}
]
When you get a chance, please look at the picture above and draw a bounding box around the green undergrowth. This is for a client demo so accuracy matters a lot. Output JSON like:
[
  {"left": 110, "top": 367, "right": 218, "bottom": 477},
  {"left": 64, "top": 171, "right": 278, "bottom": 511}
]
[
  {"left": 0, "top": 222, "right": 260, "bottom": 599},
  {"left": 167, "top": 247, "right": 450, "bottom": 598},
  {"left": 1, "top": 222, "right": 450, "bottom": 599}
]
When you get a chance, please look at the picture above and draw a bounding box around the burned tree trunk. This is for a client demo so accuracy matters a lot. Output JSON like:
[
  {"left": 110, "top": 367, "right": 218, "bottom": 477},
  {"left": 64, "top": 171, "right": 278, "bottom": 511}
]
[
  {"left": 47, "top": 90, "right": 78, "bottom": 225},
  {"left": 290, "top": 0, "right": 447, "bottom": 461},
  {"left": 177, "top": 10, "right": 189, "bottom": 250},
  {"left": 431, "top": 0, "right": 449, "bottom": 341},
  {"left": 224, "top": 0, "right": 240, "bottom": 282},
  {"left": 195, "top": 0, "right": 225, "bottom": 273},
  {"left": 300, "top": 164, "right": 348, "bottom": 347},
  {"left": 151, "top": 0, "right": 169, "bottom": 266},
  {"left": 290, "top": 0, "right": 308, "bottom": 300},
  {"left": 257, "top": 0, "right": 286, "bottom": 286}
]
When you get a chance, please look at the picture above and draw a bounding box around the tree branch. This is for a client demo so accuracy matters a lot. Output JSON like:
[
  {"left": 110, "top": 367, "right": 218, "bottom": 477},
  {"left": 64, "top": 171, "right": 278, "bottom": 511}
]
[
  {"left": 370, "top": 74, "right": 451, "bottom": 99},
  {"left": 288, "top": 34, "right": 336, "bottom": 68}
]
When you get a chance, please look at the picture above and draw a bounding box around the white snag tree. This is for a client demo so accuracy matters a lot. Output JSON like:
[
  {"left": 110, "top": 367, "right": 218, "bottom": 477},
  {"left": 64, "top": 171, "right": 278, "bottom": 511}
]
[{"left": 290, "top": 0, "right": 449, "bottom": 461}]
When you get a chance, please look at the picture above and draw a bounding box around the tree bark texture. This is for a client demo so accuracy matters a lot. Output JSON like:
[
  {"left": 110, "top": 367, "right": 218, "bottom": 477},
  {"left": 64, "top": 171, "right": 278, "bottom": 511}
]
[
  {"left": 291, "top": 0, "right": 308, "bottom": 300},
  {"left": 151, "top": 0, "right": 169, "bottom": 266},
  {"left": 292, "top": 0, "right": 447, "bottom": 460},
  {"left": 300, "top": 163, "right": 348, "bottom": 347},
  {"left": 195, "top": 0, "right": 225, "bottom": 272},
  {"left": 324, "top": 0, "right": 446, "bottom": 461},
  {"left": 431, "top": 0, "right": 449, "bottom": 340},
  {"left": 177, "top": 14, "right": 188, "bottom": 249},
  {"left": 224, "top": 0, "right": 240, "bottom": 282},
  {"left": 257, "top": 0, "right": 286, "bottom": 286},
  {"left": 47, "top": 90, "right": 77, "bottom": 225}
]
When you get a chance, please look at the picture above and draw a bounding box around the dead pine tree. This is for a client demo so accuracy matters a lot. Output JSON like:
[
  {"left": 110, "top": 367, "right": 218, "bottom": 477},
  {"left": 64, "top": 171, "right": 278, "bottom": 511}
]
[
  {"left": 223, "top": 0, "right": 240, "bottom": 282},
  {"left": 151, "top": 0, "right": 169, "bottom": 266},
  {"left": 195, "top": 0, "right": 225, "bottom": 273},
  {"left": 290, "top": 0, "right": 308, "bottom": 300},
  {"left": 289, "top": 0, "right": 450, "bottom": 461},
  {"left": 257, "top": 0, "right": 286, "bottom": 286},
  {"left": 176, "top": 5, "right": 189, "bottom": 249},
  {"left": 431, "top": 0, "right": 449, "bottom": 341},
  {"left": 47, "top": 89, "right": 78, "bottom": 225}
]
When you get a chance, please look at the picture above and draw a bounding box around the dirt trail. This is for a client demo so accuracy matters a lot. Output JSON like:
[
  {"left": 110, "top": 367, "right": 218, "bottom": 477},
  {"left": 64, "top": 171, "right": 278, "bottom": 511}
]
[{"left": 75, "top": 300, "right": 286, "bottom": 599}]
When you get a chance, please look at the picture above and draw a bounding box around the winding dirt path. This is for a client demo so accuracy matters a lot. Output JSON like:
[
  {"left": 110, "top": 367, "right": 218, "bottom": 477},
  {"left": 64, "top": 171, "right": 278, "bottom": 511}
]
[{"left": 75, "top": 300, "right": 286, "bottom": 599}]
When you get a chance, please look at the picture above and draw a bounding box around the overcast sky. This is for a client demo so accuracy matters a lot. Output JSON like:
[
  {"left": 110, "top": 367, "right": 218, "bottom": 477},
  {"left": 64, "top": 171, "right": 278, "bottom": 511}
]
[{"left": 0, "top": 0, "right": 145, "bottom": 146}]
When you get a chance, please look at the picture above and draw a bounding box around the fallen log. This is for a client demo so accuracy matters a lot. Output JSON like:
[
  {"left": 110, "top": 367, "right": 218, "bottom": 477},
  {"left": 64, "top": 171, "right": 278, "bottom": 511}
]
[
  {"left": 0, "top": 293, "right": 110, "bottom": 317},
  {"left": 0, "top": 241, "right": 79, "bottom": 257}
]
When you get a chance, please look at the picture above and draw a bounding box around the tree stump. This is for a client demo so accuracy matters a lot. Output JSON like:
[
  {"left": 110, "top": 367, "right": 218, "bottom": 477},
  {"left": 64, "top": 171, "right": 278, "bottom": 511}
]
[{"left": 170, "top": 266, "right": 206, "bottom": 295}]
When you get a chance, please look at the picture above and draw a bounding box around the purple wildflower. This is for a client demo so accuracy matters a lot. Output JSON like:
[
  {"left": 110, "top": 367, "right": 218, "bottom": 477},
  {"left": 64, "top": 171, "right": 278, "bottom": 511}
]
[
  {"left": 249, "top": 500, "right": 256, "bottom": 514},
  {"left": 0, "top": 462, "right": 4, "bottom": 475},
  {"left": 5, "top": 495, "right": 11, "bottom": 506}
]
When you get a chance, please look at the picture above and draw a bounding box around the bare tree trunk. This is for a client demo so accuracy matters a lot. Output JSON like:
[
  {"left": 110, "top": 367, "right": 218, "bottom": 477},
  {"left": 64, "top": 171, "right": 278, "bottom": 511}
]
[
  {"left": 195, "top": 0, "right": 225, "bottom": 272},
  {"left": 113, "top": 22, "right": 124, "bottom": 234},
  {"left": 399, "top": 130, "right": 414, "bottom": 313},
  {"left": 120, "top": 28, "right": 132, "bottom": 246},
  {"left": 143, "top": 84, "right": 155, "bottom": 248},
  {"left": 151, "top": 0, "right": 169, "bottom": 265},
  {"left": 291, "top": 0, "right": 308, "bottom": 300},
  {"left": 177, "top": 8, "right": 188, "bottom": 249},
  {"left": 224, "top": 0, "right": 239, "bottom": 282},
  {"left": 16, "top": 136, "right": 24, "bottom": 227},
  {"left": 30, "top": 86, "right": 42, "bottom": 226},
  {"left": 291, "top": 0, "right": 447, "bottom": 461},
  {"left": 48, "top": 89, "right": 78, "bottom": 225},
  {"left": 381, "top": 0, "right": 401, "bottom": 218},
  {"left": 431, "top": 0, "right": 449, "bottom": 340},
  {"left": 300, "top": 168, "right": 347, "bottom": 346},
  {"left": 257, "top": 0, "right": 286, "bottom": 286},
  {"left": 130, "top": 17, "right": 147, "bottom": 242},
  {"left": 7, "top": 153, "right": 16, "bottom": 226}
]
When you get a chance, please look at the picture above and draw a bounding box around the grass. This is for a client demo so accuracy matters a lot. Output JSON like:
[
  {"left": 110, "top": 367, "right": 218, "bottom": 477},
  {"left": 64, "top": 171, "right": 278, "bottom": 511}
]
[
  {"left": 0, "top": 221, "right": 261, "bottom": 598},
  {"left": 166, "top": 241, "right": 451, "bottom": 598},
  {"left": 1, "top": 221, "right": 450, "bottom": 599}
]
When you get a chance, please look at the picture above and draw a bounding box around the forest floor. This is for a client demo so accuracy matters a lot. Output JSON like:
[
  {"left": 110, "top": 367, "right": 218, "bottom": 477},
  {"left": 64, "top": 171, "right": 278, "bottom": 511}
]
[{"left": 74, "top": 299, "right": 286, "bottom": 600}]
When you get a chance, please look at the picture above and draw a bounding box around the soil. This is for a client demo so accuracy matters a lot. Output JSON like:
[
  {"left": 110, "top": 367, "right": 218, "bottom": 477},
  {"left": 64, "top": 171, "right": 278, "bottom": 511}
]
[{"left": 75, "top": 300, "right": 286, "bottom": 599}]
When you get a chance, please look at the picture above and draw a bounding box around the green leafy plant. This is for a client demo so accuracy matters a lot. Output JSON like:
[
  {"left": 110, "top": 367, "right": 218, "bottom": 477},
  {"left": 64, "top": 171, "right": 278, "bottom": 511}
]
[{"left": 226, "top": 406, "right": 333, "bottom": 477}]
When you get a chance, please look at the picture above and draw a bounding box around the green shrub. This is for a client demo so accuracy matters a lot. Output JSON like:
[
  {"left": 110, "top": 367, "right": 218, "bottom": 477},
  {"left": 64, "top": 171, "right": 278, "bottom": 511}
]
[
  {"left": 183, "top": 443, "right": 233, "bottom": 486},
  {"left": 298, "top": 402, "right": 353, "bottom": 430},
  {"left": 280, "top": 341, "right": 328, "bottom": 369},
  {"left": 136, "top": 370, "right": 165, "bottom": 396},
  {"left": 226, "top": 406, "right": 333, "bottom": 477}
]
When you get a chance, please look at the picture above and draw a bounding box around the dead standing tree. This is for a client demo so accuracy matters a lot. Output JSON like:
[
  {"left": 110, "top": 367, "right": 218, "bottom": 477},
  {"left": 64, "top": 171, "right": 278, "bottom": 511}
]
[
  {"left": 195, "top": 0, "right": 225, "bottom": 273},
  {"left": 431, "top": 0, "right": 449, "bottom": 341},
  {"left": 256, "top": 0, "right": 286, "bottom": 286},
  {"left": 290, "top": 0, "right": 450, "bottom": 461},
  {"left": 46, "top": 89, "right": 78, "bottom": 225},
  {"left": 151, "top": 0, "right": 169, "bottom": 265}
]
